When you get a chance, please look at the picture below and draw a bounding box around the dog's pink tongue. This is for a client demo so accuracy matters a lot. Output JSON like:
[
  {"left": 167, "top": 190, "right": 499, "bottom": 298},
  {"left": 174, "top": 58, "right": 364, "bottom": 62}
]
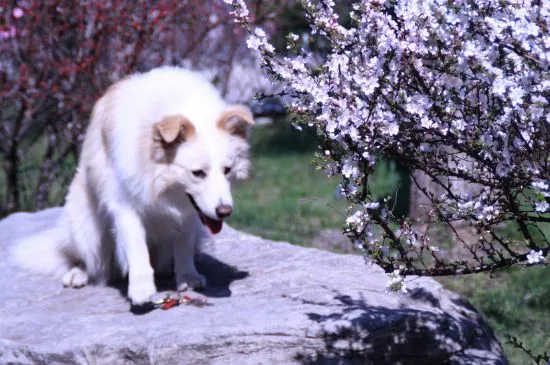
[{"left": 202, "top": 214, "right": 223, "bottom": 234}]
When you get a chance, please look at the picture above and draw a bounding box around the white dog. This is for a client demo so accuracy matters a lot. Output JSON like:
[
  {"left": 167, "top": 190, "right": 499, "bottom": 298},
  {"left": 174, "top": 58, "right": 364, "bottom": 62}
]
[{"left": 10, "top": 67, "right": 254, "bottom": 305}]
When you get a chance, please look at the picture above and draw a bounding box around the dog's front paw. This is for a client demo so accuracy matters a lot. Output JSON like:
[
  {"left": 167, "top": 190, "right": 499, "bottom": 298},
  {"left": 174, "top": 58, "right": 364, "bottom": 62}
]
[
  {"left": 128, "top": 277, "right": 157, "bottom": 305},
  {"left": 62, "top": 267, "right": 89, "bottom": 288},
  {"left": 177, "top": 272, "right": 207, "bottom": 292}
]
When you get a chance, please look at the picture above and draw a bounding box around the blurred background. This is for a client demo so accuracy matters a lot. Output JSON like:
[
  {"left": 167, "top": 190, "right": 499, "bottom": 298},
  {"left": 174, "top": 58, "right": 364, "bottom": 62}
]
[{"left": 0, "top": 1, "right": 547, "bottom": 362}]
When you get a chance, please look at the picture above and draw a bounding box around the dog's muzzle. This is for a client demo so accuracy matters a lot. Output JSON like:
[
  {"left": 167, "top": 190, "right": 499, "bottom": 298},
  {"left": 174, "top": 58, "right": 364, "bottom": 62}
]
[{"left": 187, "top": 194, "right": 228, "bottom": 234}]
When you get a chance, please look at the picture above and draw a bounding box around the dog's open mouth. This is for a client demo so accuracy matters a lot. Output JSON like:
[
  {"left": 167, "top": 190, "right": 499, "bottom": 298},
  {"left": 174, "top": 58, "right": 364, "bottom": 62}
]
[{"left": 187, "top": 194, "right": 223, "bottom": 234}]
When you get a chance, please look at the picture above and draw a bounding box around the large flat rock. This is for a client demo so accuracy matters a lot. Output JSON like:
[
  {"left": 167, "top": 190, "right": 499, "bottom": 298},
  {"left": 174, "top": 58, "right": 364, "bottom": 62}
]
[{"left": 0, "top": 208, "right": 507, "bottom": 364}]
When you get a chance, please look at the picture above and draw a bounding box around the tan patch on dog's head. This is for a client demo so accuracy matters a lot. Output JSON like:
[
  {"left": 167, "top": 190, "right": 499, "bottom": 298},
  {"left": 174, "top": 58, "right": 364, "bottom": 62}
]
[
  {"left": 217, "top": 105, "right": 255, "bottom": 139},
  {"left": 153, "top": 115, "right": 195, "bottom": 163}
]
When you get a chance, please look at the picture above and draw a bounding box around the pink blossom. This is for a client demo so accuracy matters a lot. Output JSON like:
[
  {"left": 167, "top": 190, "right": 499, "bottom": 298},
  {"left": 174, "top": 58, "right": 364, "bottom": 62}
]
[
  {"left": 0, "top": 26, "right": 16, "bottom": 40},
  {"left": 13, "top": 7, "right": 24, "bottom": 19}
]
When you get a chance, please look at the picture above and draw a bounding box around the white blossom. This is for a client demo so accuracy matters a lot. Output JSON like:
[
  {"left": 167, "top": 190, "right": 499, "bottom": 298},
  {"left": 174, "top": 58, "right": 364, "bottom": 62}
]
[
  {"left": 226, "top": 0, "right": 550, "bottom": 277},
  {"left": 508, "top": 87, "right": 525, "bottom": 106},
  {"left": 346, "top": 210, "right": 362, "bottom": 225},
  {"left": 526, "top": 250, "right": 545, "bottom": 264},
  {"left": 385, "top": 268, "right": 408, "bottom": 294},
  {"left": 246, "top": 28, "right": 274, "bottom": 53},
  {"left": 341, "top": 161, "right": 359, "bottom": 179},
  {"left": 532, "top": 181, "right": 549, "bottom": 191},
  {"left": 535, "top": 202, "right": 549, "bottom": 213},
  {"left": 365, "top": 202, "right": 380, "bottom": 210}
]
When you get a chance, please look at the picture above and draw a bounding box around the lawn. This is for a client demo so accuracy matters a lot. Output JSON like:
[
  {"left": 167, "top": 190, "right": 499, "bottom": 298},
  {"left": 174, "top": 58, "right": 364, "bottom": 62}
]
[
  {"left": 439, "top": 267, "right": 550, "bottom": 364},
  {"left": 229, "top": 121, "right": 549, "bottom": 365},
  {"left": 228, "top": 120, "right": 405, "bottom": 245},
  {"left": 227, "top": 121, "right": 346, "bottom": 244}
]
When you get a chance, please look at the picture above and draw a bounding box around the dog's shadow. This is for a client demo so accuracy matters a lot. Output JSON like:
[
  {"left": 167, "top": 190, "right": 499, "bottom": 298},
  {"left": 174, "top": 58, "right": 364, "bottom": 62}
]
[
  {"left": 194, "top": 253, "right": 249, "bottom": 297},
  {"left": 114, "top": 253, "right": 249, "bottom": 300}
]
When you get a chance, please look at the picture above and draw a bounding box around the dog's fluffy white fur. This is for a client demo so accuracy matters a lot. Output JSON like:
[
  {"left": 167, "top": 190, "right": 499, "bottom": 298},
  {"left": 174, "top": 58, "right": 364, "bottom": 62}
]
[{"left": 10, "top": 67, "right": 254, "bottom": 304}]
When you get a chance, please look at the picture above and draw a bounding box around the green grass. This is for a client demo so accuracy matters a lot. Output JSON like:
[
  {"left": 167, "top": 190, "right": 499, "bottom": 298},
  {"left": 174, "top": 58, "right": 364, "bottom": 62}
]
[
  {"left": 439, "top": 266, "right": 550, "bottom": 364},
  {"left": 228, "top": 121, "right": 407, "bottom": 245},
  {"left": 229, "top": 153, "right": 346, "bottom": 244},
  {"left": 227, "top": 122, "right": 347, "bottom": 244},
  {"left": 439, "top": 208, "right": 550, "bottom": 365}
]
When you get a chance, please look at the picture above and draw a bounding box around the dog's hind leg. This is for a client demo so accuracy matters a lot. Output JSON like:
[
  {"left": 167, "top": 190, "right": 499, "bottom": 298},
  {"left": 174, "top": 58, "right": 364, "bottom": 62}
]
[
  {"left": 173, "top": 219, "right": 207, "bottom": 291},
  {"left": 62, "top": 170, "right": 110, "bottom": 287}
]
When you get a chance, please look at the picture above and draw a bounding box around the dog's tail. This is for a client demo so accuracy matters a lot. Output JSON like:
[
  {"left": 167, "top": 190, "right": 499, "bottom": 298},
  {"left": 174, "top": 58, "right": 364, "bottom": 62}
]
[{"left": 9, "top": 211, "right": 71, "bottom": 278}]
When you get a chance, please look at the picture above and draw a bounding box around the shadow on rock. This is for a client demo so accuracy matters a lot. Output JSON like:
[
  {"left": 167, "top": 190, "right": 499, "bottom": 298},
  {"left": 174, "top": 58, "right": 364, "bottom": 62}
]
[
  {"left": 114, "top": 252, "right": 249, "bottom": 300},
  {"left": 196, "top": 252, "right": 249, "bottom": 297},
  {"left": 295, "top": 288, "right": 508, "bottom": 365}
]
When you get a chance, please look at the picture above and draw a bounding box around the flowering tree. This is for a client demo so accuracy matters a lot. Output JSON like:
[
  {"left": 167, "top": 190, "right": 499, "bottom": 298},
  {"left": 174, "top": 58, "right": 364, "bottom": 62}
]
[
  {"left": 226, "top": 0, "right": 550, "bottom": 289},
  {"left": 0, "top": 0, "right": 287, "bottom": 215}
]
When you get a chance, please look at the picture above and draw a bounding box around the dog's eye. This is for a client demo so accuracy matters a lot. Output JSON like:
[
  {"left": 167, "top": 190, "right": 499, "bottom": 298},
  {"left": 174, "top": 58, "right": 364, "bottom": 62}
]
[
  {"left": 192, "top": 170, "right": 206, "bottom": 179},
  {"left": 224, "top": 167, "right": 231, "bottom": 175}
]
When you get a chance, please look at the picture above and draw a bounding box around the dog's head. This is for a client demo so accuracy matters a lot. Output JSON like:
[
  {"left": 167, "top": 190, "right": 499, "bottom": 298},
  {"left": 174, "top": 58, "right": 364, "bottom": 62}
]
[{"left": 152, "top": 105, "right": 254, "bottom": 234}]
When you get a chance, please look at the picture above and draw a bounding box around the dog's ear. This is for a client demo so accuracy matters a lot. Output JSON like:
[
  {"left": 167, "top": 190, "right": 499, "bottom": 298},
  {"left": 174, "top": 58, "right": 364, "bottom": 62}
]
[
  {"left": 217, "top": 105, "right": 255, "bottom": 139},
  {"left": 154, "top": 115, "right": 195, "bottom": 144}
]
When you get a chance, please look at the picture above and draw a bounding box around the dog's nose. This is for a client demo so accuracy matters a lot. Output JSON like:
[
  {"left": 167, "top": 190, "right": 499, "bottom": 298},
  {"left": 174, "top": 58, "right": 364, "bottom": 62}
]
[{"left": 215, "top": 204, "right": 232, "bottom": 219}]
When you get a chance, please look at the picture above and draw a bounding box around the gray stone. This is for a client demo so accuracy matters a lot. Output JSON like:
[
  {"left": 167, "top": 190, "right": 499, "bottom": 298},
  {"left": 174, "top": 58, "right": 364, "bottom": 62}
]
[
  {"left": 312, "top": 228, "right": 356, "bottom": 253},
  {"left": 0, "top": 208, "right": 508, "bottom": 365}
]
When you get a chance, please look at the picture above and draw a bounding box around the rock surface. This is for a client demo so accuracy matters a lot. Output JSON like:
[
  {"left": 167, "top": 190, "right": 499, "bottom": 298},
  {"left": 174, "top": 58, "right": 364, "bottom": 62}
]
[{"left": 0, "top": 208, "right": 508, "bottom": 365}]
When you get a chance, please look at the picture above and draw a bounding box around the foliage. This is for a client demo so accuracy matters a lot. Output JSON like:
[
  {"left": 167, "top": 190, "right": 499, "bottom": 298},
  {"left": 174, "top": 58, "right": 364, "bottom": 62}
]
[{"left": 225, "top": 0, "right": 550, "bottom": 287}]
